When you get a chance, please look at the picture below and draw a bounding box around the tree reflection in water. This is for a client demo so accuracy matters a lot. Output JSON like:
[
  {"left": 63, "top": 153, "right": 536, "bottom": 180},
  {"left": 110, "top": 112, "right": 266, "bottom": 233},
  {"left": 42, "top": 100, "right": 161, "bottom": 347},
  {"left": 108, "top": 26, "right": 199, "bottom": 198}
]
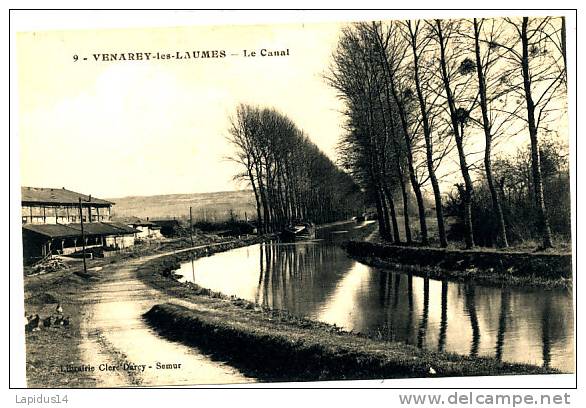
[
  {"left": 464, "top": 284, "right": 480, "bottom": 357},
  {"left": 495, "top": 288, "right": 510, "bottom": 361},
  {"left": 417, "top": 278, "right": 430, "bottom": 348},
  {"left": 181, "top": 231, "right": 572, "bottom": 371},
  {"left": 542, "top": 294, "right": 552, "bottom": 369},
  {"left": 438, "top": 279, "right": 448, "bottom": 353}
]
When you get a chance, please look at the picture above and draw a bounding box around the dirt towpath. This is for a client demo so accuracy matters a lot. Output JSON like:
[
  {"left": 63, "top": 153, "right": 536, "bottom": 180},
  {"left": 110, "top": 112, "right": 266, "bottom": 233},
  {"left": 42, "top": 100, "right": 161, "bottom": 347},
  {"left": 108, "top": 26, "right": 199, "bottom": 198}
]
[{"left": 77, "top": 244, "right": 254, "bottom": 387}]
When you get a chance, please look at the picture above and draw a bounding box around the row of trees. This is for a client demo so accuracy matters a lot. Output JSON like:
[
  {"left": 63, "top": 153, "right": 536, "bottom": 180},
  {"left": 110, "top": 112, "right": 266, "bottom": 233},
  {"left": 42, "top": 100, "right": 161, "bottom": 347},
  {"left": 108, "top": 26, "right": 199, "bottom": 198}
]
[
  {"left": 227, "top": 104, "right": 363, "bottom": 233},
  {"left": 328, "top": 17, "right": 568, "bottom": 249}
]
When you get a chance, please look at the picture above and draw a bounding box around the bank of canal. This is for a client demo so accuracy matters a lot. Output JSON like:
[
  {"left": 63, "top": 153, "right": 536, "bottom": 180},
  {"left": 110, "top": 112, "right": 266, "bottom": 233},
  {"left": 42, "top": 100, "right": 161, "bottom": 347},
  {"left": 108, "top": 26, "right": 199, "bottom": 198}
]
[
  {"left": 140, "top": 222, "right": 573, "bottom": 375},
  {"left": 343, "top": 240, "right": 572, "bottom": 288}
]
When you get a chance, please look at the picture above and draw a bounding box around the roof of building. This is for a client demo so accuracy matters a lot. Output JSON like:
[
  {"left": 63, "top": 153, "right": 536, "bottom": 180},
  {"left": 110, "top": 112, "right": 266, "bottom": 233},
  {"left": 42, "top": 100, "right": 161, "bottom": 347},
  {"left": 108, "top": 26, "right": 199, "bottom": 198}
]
[
  {"left": 81, "top": 222, "right": 137, "bottom": 235},
  {"left": 22, "top": 223, "right": 81, "bottom": 238},
  {"left": 128, "top": 220, "right": 159, "bottom": 227},
  {"left": 110, "top": 216, "right": 161, "bottom": 228},
  {"left": 106, "top": 222, "right": 142, "bottom": 234},
  {"left": 21, "top": 187, "right": 114, "bottom": 206},
  {"left": 23, "top": 222, "right": 139, "bottom": 239},
  {"left": 151, "top": 219, "right": 181, "bottom": 227}
]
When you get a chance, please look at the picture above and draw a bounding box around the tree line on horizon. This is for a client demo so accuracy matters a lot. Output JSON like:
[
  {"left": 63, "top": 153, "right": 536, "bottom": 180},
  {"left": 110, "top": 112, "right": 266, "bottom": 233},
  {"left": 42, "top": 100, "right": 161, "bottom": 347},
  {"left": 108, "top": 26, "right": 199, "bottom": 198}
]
[
  {"left": 327, "top": 16, "right": 569, "bottom": 249},
  {"left": 227, "top": 104, "right": 363, "bottom": 233}
]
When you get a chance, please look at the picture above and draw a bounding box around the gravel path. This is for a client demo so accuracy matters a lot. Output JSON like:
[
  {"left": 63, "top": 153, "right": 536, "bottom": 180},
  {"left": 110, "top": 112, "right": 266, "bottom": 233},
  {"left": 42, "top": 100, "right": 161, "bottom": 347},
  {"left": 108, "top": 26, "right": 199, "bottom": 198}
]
[{"left": 79, "top": 245, "right": 254, "bottom": 387}]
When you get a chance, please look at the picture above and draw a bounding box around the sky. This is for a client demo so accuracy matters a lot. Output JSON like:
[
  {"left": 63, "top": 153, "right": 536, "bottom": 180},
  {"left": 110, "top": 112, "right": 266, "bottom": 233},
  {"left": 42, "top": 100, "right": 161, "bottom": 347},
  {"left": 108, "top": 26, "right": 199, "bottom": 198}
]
[
  {"left": 17, "top": 22, "right": 347, "bottom": 198},
  {"left": 15, "top": 15, "right": 571, "bottom": 200}
]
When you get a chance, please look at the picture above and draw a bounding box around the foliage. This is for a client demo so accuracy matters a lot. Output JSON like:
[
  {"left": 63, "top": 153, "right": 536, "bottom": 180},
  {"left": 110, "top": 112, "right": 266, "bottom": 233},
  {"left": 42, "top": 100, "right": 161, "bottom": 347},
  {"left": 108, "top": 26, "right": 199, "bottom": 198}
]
[{"left": 445, "top": 141, "right": 571, "bottom": 246}]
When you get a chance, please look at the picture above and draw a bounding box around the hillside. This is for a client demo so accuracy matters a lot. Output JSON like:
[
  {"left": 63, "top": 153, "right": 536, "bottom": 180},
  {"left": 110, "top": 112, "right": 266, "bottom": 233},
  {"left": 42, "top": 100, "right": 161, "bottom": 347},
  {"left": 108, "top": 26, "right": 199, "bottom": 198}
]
[{"left": 107, "top": 190, "right": 257, "bottom": 222}]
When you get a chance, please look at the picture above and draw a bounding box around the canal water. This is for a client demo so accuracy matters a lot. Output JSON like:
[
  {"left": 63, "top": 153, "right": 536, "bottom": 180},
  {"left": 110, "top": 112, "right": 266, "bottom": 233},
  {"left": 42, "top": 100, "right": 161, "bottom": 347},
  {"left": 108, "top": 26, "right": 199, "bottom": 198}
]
[{"left": 176, "top": 222, "right": 574, "bottom": 372}]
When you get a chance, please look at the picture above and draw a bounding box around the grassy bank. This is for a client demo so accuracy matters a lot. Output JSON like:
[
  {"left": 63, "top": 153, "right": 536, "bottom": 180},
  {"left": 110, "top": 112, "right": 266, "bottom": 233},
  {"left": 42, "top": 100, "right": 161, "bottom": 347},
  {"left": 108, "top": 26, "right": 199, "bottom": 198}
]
[
  {"left": 343, "top": 241, "right": 572, "bottom": 288},
  {"left": 23, "top": 257, "right": 119, "bottom": 388},
  {"left": 143, "top": 302, "right": 558, "bottom": 382}
]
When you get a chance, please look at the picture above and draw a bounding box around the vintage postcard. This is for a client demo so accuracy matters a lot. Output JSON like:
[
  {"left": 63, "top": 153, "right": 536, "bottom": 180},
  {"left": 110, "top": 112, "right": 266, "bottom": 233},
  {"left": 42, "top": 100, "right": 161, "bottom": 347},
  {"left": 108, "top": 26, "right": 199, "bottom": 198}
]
[{"left": 12, "top": 10, "right": 575, "bottom": 389}]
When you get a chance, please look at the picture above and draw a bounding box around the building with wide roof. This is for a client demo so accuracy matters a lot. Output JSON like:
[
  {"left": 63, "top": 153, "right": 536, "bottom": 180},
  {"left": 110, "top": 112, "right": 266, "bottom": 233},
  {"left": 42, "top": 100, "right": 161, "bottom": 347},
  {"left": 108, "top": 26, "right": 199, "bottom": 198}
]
[{"left": 21, "top": 187, "right": 139, "bottom": 263}]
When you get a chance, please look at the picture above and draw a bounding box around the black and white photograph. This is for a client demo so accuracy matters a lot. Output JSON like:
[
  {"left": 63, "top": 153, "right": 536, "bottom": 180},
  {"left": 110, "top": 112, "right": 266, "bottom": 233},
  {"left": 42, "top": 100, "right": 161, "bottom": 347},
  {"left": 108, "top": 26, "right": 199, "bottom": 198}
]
[{"left": 9, "top": 9, "right": 576, "bottom": 393}]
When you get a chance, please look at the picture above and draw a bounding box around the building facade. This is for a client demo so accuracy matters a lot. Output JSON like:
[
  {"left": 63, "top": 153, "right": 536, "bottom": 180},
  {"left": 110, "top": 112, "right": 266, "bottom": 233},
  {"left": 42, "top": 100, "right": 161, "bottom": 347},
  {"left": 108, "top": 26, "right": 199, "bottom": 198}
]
[
  {"left": 151, "top": 219, "right": 182, "bottom": 237},
  {"left": 22, "top": 187, "right": 113, "bottom": 224},
  {"left": 120, "top": 217, "right": 164, "bottom": 240},
  {"left": 21, "top": 187, "right": 138, "bottom": 263}
]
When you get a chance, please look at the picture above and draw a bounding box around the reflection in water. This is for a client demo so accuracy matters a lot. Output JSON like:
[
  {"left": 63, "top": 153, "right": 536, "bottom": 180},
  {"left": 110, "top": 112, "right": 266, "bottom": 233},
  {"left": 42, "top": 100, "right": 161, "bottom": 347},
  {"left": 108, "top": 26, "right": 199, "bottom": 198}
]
[
  {"left": 417, "top": 278, "right": 429, "bottom": 349},
  {"left": 464, "top": 285, "right": 481, "bottom": 357},
  {"left": 189, "top": 258, "right": 195, "bottom": 283},
  {"left": 177, "top": 223, "right": 574, "bottom": 372},
  {"left": 438, "top": 280, "right": 448, "bottom": 353},
  {"left": 542, "top": 295, "right": 552, "bottom": 369},
  {"left": 405, "top": 274, "right": 413, "bottom": 344},
  {"left": 495, "top": 289, "right": 510, "bottom": 361}
]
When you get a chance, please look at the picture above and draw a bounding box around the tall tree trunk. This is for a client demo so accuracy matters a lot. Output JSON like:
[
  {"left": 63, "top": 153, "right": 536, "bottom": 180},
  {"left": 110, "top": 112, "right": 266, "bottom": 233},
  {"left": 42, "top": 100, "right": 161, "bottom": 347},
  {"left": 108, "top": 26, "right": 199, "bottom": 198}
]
[
  {"left": 383, "top": 183, "right": 401, "bottom": 243},
  {"left": 373, "top": 23, "right": 428, "bottom": 245},
  {"left": 247, "top": 165, "right": 263, "bottom": 235},
  {"left": 364, "top": 81, "right": 393, "bottom": 242},
  {"left": 374, "top": 90, "right": 401, "bottom": 244},
  {"left": 435, "top": 20, "right": 473, "bottom": 249},
  {"left": 380, "top": 186, "right": 394, "bottom": 242},
  {"left": 410, "top": 172, "right": 428, "bottom": 245},
  {"left": 473, "top": 18, "right": 508, "bottom": 248},
  {"left": 397, "top": 162, "right": 413, "bottom": 243},
  {"left": 374, "top": 186, "right": 390, "bottom": 240},
  {"left": 376, "top": 68, "right": 408, "bottom": 244},
  {"left": 457, "top": 124, "right": 475, "bottom": 249},
  {"left": 521, "top": 17, "right": 554, "bottom": 249},
  {"left": 561, "top": 17, "right": 567, "bottom": 76},
  {"left": 255, "top": 162, "right": 271, "bottom": 233},
  {"left": 408, "top": 22, "right": 448, "bottom": 247}
]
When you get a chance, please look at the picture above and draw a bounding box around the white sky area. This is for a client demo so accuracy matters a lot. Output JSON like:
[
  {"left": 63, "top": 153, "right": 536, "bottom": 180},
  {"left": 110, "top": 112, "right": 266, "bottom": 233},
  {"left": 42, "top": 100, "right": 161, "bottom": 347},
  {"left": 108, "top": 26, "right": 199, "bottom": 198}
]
[
  {"left": 17, "top": 22, "right": 346, "bottom": 198},
  {"left": 16, "top": 18, "right": 570, "bottom": 199}
]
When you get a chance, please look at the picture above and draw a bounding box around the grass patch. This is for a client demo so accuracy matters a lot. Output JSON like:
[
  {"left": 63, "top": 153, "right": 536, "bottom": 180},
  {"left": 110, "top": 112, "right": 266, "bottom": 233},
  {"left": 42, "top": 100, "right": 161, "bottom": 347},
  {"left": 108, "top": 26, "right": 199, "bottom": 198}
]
[
  {"left": 24, "top": 298, "right": 97, "bottom": 388},
  {"left": 343, "top": 241, "right": 572, "bottom": 289},
  {"left": 143, "top": 303, "right": 559, "bottom": 382}
]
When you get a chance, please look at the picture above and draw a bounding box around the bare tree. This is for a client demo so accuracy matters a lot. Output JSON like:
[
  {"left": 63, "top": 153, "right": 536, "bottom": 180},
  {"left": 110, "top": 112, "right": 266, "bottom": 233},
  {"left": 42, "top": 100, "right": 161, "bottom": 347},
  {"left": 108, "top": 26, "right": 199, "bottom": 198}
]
[
  {"left": 430, "top": 19, "right": 477, "bottom": 249},
  {"left": 228, "top": 104, "right": 362, "bottom": 233},
  {"left": 499, "top": 17, "right": 566, "bottom": 248},
  {"left": 227, "top": 104, "right": 265, "bottom": 232},
  {"left": 371, "top": 21, "right": 414, "bottom": 244},
  {"left": 326, "top": 17, "right": 568, "bottom": 250},
  {"left": 327, "top": 25, "right": 402, "bottom": 241},
  {"left": 403, "top": 20, "right": 448, "bottom": 247},
  {"left": 471, "top": 18, "right": 509, "bottom": 247}
]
